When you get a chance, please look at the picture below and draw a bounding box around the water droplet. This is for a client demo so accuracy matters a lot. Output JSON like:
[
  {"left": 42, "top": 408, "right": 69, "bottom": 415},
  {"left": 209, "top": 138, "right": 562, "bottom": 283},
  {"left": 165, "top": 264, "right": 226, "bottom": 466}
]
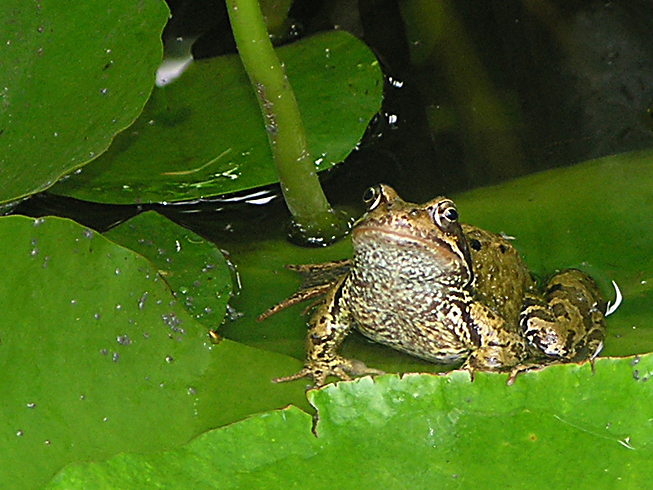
[
  {"left": 83, "top": 228, "right": 94, "bottom": 239},
  {"left": 161, "top": 313, "right": 185, "bottom": 334},
  {"left": 100, "top": 348, "right": 108, "bottom": 355},
  {"left": 143, "top": 331, "right": 150, "bottom": 339},
  {"left": 44, "top": 440, "right": 51, "bottom": 445},
  {"left": 26, "top": 402, "right": 35, "bottom": 409},
  {"left": 100, "top": 88, "right": 108, "bottom": 95},
  {"left": 53, "top": 132, "right": 58, "bottom": 137},
  {"left": 70, "top": 299, "right": 77, "bottom": 306},
  {"left": 116, "top": 334, "right": 131, "bottom": 346},
  {"left": 33, "top": 218, "right": 45, "bottom": 227},
  {"left": 388, "top": 76, "right": 404, "bottom": 88},
  {"left": 94, "top": 312, "right": 101, "bottom": 320},
  {"left": 16, "top": 430, "right": 23, "bottom": 437},
  {"left": 30, "top": 248, "right": 38, "bottom": 257},
  {"left": 80, "top": 394, "right": 85, "bottom": 400},
  {"left": 138, "top": 292, "right": 148, "bottom": 310},
  {"left": 115, "top": 304, "right": 122, "bottom": 310},
  {"left": 188, "top": 387, "right": 196, "bottom": 395},
  {"left": 112, "top": 352, "right": 119, "bottom": 362},
  {"left": 165, "top": 356, "right": 174, "bottom": 363},
  {"left": 115, "top": 267, "right": 121, "bottom": 275}
]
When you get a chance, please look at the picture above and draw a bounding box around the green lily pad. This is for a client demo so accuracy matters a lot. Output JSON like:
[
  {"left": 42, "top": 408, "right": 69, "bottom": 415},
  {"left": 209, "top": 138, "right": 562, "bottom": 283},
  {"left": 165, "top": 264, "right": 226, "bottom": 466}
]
[
  {"left": 50, "top": 30, "right": 383, "bottom": 204},
  {"left": 221, "top": 150, "right": 653, "bottom": 373},
  {"left": 104, "top": 211, "right": 232, "bottom": 329},
  {"left": 45, "top": 356, "right": 653, "bottom": 489},
  {"left": 0, "top": 0, "right": 169, "bottom": 204},
  {"left": 0, "top": 215, "right": 306, "bottom": 490}
]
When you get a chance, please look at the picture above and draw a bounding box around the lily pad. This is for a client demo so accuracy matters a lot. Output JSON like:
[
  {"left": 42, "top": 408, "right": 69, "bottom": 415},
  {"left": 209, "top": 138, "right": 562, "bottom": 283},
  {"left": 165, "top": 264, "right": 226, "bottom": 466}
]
[
  {"left": 0, "top": 0, "right": 169, "bottom": 204},
  {"left": 0, "top": 215, "right": 306, "bottom": 490},
  {"left": 50, "top": 30, "right": 383, "bottom": 204},
  {"left": 45, "top": 356, "right": 653, "bottom": 489},
  {"left": 104, "top": 211, "right": 232, "bottom": 329},
  {"left": 220, "top": 150, "right": 653, "bottom": 372}
]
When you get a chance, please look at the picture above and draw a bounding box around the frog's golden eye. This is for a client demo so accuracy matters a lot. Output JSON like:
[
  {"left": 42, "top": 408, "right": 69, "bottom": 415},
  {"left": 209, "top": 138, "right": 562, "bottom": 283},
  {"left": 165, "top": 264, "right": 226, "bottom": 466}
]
[
  {"left": 363, "top": 185, "right": 384, "bottom": 211},
  {"left": 431, "top": 200, "right": 459, "bottom": 229}
]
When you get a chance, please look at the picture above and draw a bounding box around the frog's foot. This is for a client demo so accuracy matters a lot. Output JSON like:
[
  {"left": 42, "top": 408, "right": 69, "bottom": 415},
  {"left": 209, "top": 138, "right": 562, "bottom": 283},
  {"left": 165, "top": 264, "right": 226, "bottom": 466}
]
[
  {"left": 273, "top": 357, "right": 384, "bottom": 387},
  {"left": 505, "top": 362, "right": 549, "bottom": 385}
]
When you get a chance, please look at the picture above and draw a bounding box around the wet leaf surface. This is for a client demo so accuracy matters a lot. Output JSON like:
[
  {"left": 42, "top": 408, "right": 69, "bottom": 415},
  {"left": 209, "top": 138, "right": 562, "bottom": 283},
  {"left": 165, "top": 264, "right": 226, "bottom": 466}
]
[
  {"left": 105, "top": 211, "right": 232, "bottom": 330},
  {"left": 46, "top": 355, "right": 653, "bottom": 489},
  {"left": 0, "top": 215, "right": 306, "bottom": 490},
  {"left": 50, "top": 31, "right": 383, "bottom": 204},
  {"left": 0, "top": 0, "right": 169, "bottom": 204}
]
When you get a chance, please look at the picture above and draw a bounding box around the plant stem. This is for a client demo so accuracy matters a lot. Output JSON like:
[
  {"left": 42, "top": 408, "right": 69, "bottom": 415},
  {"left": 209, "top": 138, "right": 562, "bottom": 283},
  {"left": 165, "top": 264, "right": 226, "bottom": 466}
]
[{"left": 225, "top": 0, "right": 349, "bottom": 244}]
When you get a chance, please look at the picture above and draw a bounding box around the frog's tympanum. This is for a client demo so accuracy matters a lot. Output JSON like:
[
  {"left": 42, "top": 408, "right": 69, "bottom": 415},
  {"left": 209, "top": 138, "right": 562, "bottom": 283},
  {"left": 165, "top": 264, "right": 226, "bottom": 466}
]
[{"left": 259, "top": 185, "right": 606, "bottom": 387}]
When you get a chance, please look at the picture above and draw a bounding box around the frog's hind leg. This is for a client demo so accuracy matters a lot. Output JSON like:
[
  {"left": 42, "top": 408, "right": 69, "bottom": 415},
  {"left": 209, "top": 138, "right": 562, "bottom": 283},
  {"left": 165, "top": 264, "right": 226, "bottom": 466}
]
[
  {"left": 520, "top": 269, "right": 606, "bottom": 362},
  {"left": 257, "top": 282, "right": 333, "bottom": 321},
  {"left": 257, "top": 260, "right": 352, "bottom": 321}
]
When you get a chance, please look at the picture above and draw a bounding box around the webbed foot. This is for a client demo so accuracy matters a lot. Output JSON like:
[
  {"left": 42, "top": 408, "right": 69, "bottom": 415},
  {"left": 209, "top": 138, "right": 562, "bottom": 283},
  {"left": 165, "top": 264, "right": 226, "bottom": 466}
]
[{"left": 273, "top": 357, "right": 385, "bottom": 387}]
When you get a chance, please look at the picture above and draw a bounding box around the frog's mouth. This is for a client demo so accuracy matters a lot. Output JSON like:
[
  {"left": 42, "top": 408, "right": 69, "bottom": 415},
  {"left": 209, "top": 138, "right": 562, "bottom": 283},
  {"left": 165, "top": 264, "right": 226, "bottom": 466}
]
[{"left": 353, "top": 225, "right": 458, "bottom": 259}]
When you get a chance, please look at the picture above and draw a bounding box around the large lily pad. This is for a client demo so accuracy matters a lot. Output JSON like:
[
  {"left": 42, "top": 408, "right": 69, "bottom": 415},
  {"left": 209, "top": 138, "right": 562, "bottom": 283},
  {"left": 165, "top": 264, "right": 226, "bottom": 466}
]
[
  {"left": 50, "top": 30, "right": 383, "bottom": 204},
  {"left": 220, "top": 150, "right": 653, "bottom": 371},
  {"left": 0, "top": 215, "right": 306, "bottom": 490},
  {"left": 45, "top": 356, "right": 653, "bottom": 488},
  {"left": 0, "top": 0, "right": 169, "bottom": 204}
]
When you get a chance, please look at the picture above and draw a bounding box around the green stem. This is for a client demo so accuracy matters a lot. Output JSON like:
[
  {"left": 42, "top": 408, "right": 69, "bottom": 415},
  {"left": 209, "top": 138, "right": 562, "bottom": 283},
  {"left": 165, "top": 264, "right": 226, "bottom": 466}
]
[{"left": 226, "top": 0, "right": 348, "bottom": 244}]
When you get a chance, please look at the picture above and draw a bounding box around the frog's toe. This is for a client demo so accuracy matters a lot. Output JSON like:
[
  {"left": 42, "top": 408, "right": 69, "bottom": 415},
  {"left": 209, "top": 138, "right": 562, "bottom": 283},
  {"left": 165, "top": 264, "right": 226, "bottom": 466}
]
[
  {"left": 342, "top": 358, "right": 385, "bottom": 377},
  {"left": 272, "top": 367, "right": 315, "bottom": 384},
  {"left": 272, "top": 362, "right": 348, "bottom": 387},
  {"left": 274, "top": 357, "right": 384, "bottom": 387}
]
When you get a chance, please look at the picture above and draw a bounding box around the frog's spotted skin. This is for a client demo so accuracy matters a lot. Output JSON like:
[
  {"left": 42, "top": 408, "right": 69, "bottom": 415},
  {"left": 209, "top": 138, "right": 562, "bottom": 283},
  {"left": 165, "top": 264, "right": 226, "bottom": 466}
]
[{"left": 261, "top": 185, "right": 606, "bottom": 387}]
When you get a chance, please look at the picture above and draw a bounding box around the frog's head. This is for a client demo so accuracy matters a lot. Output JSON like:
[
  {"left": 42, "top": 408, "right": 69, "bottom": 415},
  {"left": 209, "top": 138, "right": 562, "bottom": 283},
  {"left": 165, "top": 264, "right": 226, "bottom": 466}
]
[{"left": 352, "top": 184, "right": 474, "bottom": 287}]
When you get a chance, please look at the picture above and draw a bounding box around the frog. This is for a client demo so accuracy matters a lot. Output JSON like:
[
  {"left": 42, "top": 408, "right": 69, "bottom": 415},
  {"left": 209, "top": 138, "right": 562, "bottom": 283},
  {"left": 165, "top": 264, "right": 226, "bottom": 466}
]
[{"left": 259, "top": 184, "right": 606, "bottom": 387}]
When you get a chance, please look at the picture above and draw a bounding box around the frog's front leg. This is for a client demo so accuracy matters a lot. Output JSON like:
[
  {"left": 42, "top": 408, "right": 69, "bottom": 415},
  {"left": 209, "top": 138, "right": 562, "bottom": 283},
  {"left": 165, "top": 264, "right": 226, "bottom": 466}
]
[
  {"left": 519, "top": 269, "right": 606, "bottom": 362},
  {"left": 274, "top": 280, "right": 384, "bottom": 387},
  {"left": 464, "top": 302, "right": 528, "bottom": 371}
]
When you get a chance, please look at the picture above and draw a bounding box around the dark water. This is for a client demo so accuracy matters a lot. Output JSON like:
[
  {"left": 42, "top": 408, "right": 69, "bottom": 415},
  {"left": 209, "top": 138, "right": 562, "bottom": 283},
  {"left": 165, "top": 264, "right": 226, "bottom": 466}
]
[{"left": 16, "top": 0, "right": 653, "bottom": 221}]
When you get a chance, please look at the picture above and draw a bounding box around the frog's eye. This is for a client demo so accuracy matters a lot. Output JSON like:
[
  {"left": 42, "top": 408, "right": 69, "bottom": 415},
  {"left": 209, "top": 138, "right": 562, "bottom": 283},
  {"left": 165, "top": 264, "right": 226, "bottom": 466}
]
[
  {"left": 443, "top": 206, "right": 458, "bottom": 222},
  {"left": 363, "top": 185, "right": 384, "bottom": 211},
  {"left": 431, "top": 200, "right": 459, "bottom": 229}
]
